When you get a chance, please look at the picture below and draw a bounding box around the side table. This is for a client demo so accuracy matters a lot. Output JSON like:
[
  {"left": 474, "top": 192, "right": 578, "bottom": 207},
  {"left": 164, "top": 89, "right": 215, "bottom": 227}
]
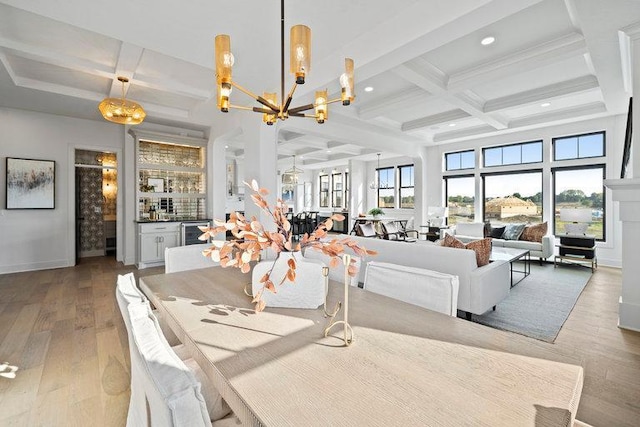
[{"left": 554, "top": 234, "right": 597, "bottom": 272}]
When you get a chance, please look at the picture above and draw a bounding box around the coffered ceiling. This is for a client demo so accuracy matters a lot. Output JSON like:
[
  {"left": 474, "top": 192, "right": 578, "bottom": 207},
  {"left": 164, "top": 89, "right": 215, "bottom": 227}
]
[{"left": 1, "top": 0, "right": 638, "bottom": 171}]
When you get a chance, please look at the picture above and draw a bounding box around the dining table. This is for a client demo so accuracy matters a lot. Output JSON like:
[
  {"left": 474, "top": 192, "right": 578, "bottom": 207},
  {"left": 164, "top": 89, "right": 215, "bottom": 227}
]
[{"left": 139, "top": 266, "right": 584, "bottom": 427}]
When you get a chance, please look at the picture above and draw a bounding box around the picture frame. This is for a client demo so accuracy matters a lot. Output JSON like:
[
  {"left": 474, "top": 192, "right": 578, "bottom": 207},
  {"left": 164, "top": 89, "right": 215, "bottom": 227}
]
[
  {"left": 148, "top": 178, "right": 165, "bottom": 193},
  {"left": 6, "top": 157, "right": 56, "bottom": 209}
]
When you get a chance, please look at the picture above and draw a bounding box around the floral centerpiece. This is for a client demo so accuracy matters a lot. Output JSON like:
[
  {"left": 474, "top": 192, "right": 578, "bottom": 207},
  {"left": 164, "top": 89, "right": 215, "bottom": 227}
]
[{"left": 199, "top": 180, "right": 376, "bottom": 312}]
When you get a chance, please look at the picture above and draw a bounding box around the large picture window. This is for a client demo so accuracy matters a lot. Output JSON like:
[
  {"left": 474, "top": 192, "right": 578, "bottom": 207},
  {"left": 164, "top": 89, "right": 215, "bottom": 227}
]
[
  {"left": 482, "top": 170, "right": 543, "bottom": 225},
  {"left": 445, "top": 150, "right": 475, "bottom": 171},
  {"left": 553, "top": 165, "right": 605, "bottom": 240},
  {"left": 399, "top": 165, "right": 414, "bottom": 208},
  {"left": 331, "top": 172, "right": 343, "bottom": 207},
  {"left": 319, "top": 175, "right": 329, "bottom": 208},
  {"left": 445, "top": 175, "right": 475, "bottom": 225},
  {"left": 483, "top": 141, "right": 542, "bottom": 167},
  {"left": 553, "top": 131, "right": 605, "bottom": 161},
  {"left": 377, "top": 167, "right": 395, "bottom": 208}
]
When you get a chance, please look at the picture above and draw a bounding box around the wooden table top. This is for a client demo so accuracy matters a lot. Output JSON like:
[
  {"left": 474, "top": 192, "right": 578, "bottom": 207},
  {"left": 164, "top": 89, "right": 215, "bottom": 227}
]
[{"left": 140, "top": 267, "right": 583, "bottom": 427}]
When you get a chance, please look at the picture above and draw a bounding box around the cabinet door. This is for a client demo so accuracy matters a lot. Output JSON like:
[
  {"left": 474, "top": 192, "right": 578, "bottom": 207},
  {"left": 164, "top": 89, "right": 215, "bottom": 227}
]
[
  {"left": 140, "top": 234, "right": 162, "bottom": 263},
  {"left": 160, "top": 232, "right": 180, "bottom": 253}
]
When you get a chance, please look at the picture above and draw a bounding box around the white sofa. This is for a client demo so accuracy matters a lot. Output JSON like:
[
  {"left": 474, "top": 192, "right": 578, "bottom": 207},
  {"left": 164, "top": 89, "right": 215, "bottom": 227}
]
[
  {"left": 345, "top": 236, "right": 510, "bottom": 319},
  {"left": 448, "top": 222, "right": 554, "bottom": 263}
]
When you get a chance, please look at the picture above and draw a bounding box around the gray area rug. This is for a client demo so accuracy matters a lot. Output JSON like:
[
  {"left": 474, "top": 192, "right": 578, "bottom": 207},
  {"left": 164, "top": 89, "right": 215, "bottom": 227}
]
[{"left": 472, "top": 263, "right": 592, "bottom": 343}]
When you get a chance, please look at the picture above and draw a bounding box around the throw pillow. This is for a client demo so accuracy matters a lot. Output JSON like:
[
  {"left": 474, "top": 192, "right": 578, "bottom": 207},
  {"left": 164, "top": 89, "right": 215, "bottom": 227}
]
[
  {"left": 441, "top": 233, "right": 465, "bottom": 249},
  {"left": 441, "top": 234, "right": 491, "bottom": 267},
  {"left": 502, "top": 223, "right": 526, "bottom": 240},
  {"left": 521, "top": 222, "right": 547, "bottom": 243},
  {"left": 465, "top": 238, "right": 492, "bottom": 267},
  {"left": 489, "top": 225, "right": 506, "bottom": 239}
]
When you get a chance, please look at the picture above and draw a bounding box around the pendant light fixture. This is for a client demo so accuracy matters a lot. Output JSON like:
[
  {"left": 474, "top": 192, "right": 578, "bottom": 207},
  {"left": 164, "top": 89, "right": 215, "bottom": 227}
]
[
  {"left": 282, "top": 155, "right": 303, "bottom": 189},
  {"left": 369, "top": 153, "right": 381, "bottom": 190},
  {"left": 99, "top": 76, "right": 146, "bottom": 125},
  {"left": 214, "top": 0, "right": 355, "bottom": 125}
]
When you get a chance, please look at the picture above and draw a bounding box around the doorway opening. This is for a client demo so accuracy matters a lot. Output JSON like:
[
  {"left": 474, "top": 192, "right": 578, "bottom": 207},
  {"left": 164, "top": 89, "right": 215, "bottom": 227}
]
[{"left": 74, "top": 149, "right": 117, "bottom": 263}]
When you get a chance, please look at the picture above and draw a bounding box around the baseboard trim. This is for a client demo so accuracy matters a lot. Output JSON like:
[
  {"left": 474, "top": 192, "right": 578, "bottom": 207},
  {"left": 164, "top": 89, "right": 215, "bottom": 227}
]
[
  {"left": 618, "top": 297, "right": 640, "bottom": 332},
  {"left": 0, "top": 259, "right": 72, "bottom": 275}
]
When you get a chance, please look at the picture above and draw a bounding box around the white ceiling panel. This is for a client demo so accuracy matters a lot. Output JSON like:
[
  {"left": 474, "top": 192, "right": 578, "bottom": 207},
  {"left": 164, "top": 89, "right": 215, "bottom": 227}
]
[{"left": 503, "top": 89, "right": 604, "bottom": 119}]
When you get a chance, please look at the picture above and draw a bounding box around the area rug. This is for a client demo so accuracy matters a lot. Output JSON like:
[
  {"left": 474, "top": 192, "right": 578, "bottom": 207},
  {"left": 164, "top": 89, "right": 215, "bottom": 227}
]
[{"left": 472, "top": 263, "right": 592, "bottom": 343}]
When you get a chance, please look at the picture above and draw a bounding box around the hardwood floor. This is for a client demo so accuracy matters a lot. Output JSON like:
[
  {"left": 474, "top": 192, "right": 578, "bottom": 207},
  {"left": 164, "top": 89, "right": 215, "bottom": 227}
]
[{"left": 0, "top": 257, "right": 638, "bottom": 426}]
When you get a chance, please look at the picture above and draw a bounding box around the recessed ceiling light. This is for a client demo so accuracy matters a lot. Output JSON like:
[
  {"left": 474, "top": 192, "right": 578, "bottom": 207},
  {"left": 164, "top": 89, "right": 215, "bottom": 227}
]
[
  {"left": 225, "top": 145, "right": 229, "bottom": 149},
  {"left": 327, "top": 150, "right": 332, "bottom": 153},
  {"left": 364, "top": 86, "right": 374, "bottom": 92},
  {"left": 449, "top": 123, "right": 457, "bottom": 127},
  {"left": 299, "top": 155, "right": 304, "bottom": 159},
  {"left": 541, "top": 102, "right": 551, "bottom": 107},
  {"left": 481, "top": 36, "right": 495, "bottom": 46}
]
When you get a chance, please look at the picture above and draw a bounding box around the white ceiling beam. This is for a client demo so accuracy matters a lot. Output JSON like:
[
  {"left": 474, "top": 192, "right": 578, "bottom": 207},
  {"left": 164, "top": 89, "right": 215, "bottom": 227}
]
[
  {"left": 109, "top": 42, "right": 143, "bottom": 97},
  {"left": 484, "top": 75, "right": 600, "bottom": 112},
  {"left": 357, "top": 89, "right": 429, "bottom": 120},
  {"left": 402, "top": 110, "right": 470, "bottom": 132},
  {"left": 508, "top": 102, "right": 607, "bottom": 128},
  {"left": 0, "top": 36, "right": 113, "bottom": 78},
  {"left": 447, "top": 32, "right": 587, "bottom": 91},
  {"left": 13, "top": 76, "right": 104, "bottom": 101}
]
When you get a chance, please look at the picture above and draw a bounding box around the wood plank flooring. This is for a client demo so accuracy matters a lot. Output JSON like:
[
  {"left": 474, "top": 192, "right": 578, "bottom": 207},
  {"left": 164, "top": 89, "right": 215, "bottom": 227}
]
[{"left": 0, "top": 256, "right": 638, "bottom": 426}]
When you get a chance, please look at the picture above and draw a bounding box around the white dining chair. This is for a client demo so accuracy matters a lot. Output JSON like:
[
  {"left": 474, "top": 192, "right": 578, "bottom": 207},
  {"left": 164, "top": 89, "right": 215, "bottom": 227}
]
[
  {"left": 127, "top": 302, "right": 237, "bottom": 426},
  {"left": 165, "top": 243, "right": 218, "bottom": 274},
  {"left": 364, "top": 261, "right": 459, "bottom": 316},
  {"left": 303, "top": 249, "right": 361, "bottom": 287}
]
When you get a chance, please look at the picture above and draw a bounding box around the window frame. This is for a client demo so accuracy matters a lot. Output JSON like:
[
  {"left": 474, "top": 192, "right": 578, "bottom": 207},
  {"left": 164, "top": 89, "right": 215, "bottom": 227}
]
[
  {"left": 377, "top": 166, "right": 395, "bottom": 208},
  {"left": 398, "top": 164, "right": 415, "bottom": 209},
  {"left": 331, "top": 172, "right": 343, "bottom": 208},
  {"left": 481, "top": 168, "right": 544, "bottom": 225},
  {"left": 445, "top": 150, "right": 475, "bottom": 171},
  {"left": 344, "top": 171, "right": 349, "bottom": 210},
  {"left": 551, "top": 163, "right": 606, "bottom": 241},
  {"left": 444, "top": 174, "right": 475, "bottom": 225},
  {"left": 319, "top": 174, "right": 329, "bottom": 208},
  {"left": 552, "top": 131, "right": 606, "bottom": 161},
  {"left": 482, "top": 140, "right": 543, "bottom": 168}
]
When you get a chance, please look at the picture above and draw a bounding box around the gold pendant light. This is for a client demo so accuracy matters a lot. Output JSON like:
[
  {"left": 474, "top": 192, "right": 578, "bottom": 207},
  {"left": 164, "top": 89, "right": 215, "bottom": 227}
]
[
  {"left": 99, "top": 76, "right": 146, "bottom": 125},
  {"left": 214, "top": 0, "right": 355, "bottom": 125}
]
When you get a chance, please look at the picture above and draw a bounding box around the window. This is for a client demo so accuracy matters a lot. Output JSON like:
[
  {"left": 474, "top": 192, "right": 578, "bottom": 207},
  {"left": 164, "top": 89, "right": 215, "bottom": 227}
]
[
  {"left": 345, "top": 172, "right": 349, "bottom": 209},
  {"left": 445, "top": 176, "right": 475, "bottom": 225},
  {"left": 483, "top": 141, "right": 542, "bottom": 167},
  {"left": 553, "top": 165, "right": 605, "bottom": 240},
  {"left": 319, "top": 175, "right": 329, "bottom": 207},
  {"left": 445, "top": 150, "right": 475, "bottom": 171},
  {"left": 482, "top": 170, "right": 543, "bottom": 225},
  {"left": 553, "top": 131, "right": 605, "bottom": 161},
  {"left": 332, "top": 172, "right": 343, "bottom": 207},
  {"left": 399, "top": 165, "right": 414, "bottom": 208},
  {"left": 377, "top": 167, "right": 395, "bottom": 208}
]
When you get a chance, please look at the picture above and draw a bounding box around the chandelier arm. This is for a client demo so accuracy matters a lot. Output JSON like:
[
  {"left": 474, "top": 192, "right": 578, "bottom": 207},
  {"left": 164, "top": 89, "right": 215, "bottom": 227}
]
[
  {"left": 281, "top": 82, "right": 298, "bottom": 114},
  {"left": 288, "top": 103, "right": 315, "bottom": 114},
  {"left": 228, "top": 104, "right": 257, "bottom": 111},
  {"left": 325, "top": 98, "right": 344, "bottom": 105},
  {"left": 230, "top": 82, "right": 279, "bottom": 113}
]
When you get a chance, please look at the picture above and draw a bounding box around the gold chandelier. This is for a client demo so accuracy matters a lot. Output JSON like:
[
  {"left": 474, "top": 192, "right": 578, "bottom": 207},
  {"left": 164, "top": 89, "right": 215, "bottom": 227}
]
[
  {"left": 99, "top": 76, "right": 146, "bottom": 125},
  {"left": 214, "top": 0, "right": 355, "bottom": 125}
]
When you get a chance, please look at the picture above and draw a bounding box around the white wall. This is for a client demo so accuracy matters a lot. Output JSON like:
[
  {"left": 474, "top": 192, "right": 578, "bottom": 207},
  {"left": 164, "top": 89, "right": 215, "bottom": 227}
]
[{"left": 0, "top": 107, "right": 124, "bottom": 273}]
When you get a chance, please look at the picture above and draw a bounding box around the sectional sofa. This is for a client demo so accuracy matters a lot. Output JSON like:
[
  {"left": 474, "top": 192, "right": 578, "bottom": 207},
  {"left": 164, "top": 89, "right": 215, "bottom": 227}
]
[
  {"left": 446, "top": 222, "right": 554, "bottom": 264},
  {"left": 345, "top": 236, "right": 510, "bottom": 319}
]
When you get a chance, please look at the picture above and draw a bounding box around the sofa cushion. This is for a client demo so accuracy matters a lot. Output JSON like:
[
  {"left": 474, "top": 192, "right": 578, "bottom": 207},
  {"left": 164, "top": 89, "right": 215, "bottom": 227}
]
[
  {"left": 520, "top": 222, "right": 547, "bottom": 243},
  {"left": 455, "top": 222, "right": 485, "bottom": 238},
  {"left": 502, "top": 223, "right": 526, "bottom": 240},
  {"left": 442, "top": 234, "right": 491, "bottom": 267},
  {"left": 489, "top": 226, "right": 506, "bottom": 239},
  {"left": 497, "top": 239, "right": 541, "bottom": 252}
]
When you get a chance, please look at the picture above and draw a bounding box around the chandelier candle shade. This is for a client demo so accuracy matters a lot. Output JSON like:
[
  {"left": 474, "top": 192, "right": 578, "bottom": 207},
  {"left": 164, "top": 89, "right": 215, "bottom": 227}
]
[
  {"left": 214, "top": 0, "right": 355, "bottom": 125},
  {"left": 98, "top": 77, "right": 146, "bottom": 125}
]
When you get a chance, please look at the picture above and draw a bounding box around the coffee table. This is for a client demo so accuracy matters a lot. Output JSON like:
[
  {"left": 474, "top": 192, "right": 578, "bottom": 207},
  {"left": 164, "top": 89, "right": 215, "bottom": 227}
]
[{"left": 490, "top": 247, "right": 530, "bottom": 287}]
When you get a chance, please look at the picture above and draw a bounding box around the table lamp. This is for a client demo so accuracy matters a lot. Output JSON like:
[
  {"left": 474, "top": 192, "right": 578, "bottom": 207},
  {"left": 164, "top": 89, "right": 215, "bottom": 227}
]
[
  {"left": 559, "top": 208, "right": 592, "bottom": 235},
  {"left": 427, "top": 206, "right": 449, "bottom": 228}
]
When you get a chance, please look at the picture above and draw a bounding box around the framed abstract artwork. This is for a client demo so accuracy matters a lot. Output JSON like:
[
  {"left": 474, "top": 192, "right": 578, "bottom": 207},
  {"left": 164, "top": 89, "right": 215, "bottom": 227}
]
[{"left": 6, "top": 157, "right": 56, "bottom": 209}]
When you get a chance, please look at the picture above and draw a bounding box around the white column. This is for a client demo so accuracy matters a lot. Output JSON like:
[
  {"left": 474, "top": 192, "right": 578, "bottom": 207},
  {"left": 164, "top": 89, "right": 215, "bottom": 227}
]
[
  {"left": 242, "top": 119, "right": 278, "bottom": 226},
  {"left": 348, "top": 159, "right": 366, "bottom": 232},
  {"left": 413, "top": 146, "right": 429, "bottom": 226},
  {"left": 604, "top": 179, "right": 640, "bottom": 331}
]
